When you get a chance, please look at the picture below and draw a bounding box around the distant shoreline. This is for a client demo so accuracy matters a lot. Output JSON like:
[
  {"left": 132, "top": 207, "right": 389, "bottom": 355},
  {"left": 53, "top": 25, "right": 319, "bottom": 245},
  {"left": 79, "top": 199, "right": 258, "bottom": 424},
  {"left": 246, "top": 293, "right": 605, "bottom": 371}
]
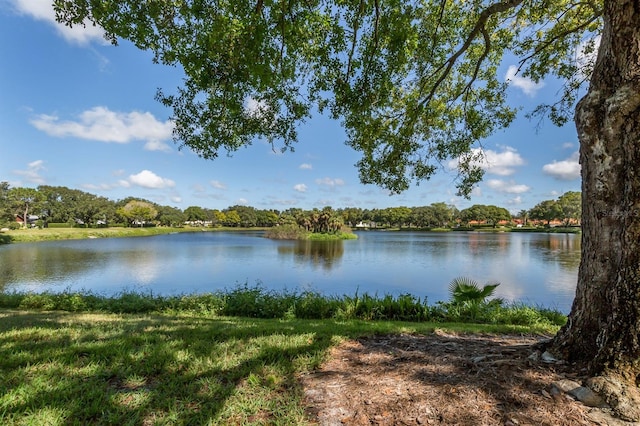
[
  {"left": 0, "top": 226, "right": 267, "bottom": 245},
  {"left": 0, "top": 225, "right": 580, "bottom": 245}
]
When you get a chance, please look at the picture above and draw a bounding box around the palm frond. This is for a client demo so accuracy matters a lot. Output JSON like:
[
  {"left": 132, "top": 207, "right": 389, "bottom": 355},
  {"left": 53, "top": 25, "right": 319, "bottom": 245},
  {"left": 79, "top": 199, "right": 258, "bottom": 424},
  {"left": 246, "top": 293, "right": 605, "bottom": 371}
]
[{"left": 448, "top": 277, "right": 500, "bottom": 304}]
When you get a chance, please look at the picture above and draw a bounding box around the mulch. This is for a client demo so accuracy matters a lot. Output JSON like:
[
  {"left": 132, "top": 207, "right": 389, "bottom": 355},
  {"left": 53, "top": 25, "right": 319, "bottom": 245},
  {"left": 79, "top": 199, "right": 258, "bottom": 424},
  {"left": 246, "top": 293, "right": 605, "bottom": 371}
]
[{"left": 299, "top": 331, "right": 616, "bottom": 425}]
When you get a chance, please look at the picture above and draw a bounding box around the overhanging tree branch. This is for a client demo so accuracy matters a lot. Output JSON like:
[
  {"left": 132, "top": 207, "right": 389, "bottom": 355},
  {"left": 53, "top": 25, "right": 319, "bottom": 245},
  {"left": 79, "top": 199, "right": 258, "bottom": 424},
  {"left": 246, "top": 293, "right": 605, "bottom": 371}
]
[{"left": 418, "top": 0, "right": 524, "bottom": 109}]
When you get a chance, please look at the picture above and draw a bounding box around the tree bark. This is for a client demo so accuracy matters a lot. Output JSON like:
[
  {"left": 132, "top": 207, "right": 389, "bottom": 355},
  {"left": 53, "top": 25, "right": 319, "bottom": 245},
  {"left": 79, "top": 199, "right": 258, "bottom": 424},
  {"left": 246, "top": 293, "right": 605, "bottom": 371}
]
[{"left": 551, "top": 0, "right": 640, "bottom": 419}]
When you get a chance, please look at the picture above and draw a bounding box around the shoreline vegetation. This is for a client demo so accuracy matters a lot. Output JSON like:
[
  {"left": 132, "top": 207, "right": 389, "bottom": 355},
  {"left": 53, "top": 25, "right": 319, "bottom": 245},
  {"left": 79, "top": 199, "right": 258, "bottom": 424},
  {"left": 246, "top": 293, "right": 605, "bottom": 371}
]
[
  {"left": 1, "top": 276, "right": 565, "bottom": 341},
  {"left": 0, "top": 224, "right": 579, "bottom": 245},
  {"left": 0, "top": 283, "right": 566, "bottom": 326},
  {"left": 263, "top": 223, "right": 358, "bottom": 240}
]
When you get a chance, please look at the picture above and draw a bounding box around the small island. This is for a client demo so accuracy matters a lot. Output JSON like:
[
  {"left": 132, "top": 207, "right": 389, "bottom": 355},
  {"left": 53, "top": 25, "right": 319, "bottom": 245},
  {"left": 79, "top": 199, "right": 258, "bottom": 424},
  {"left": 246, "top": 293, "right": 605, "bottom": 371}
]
[{"left": 264, "top": 208, "right": 357, "bottom": 240}]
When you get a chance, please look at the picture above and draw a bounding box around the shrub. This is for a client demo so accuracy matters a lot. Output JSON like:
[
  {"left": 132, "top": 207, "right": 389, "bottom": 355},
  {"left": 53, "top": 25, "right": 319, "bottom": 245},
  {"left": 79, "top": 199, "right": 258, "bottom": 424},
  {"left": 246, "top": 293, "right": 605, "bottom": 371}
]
[
  {"left": 0, "top": 280, "right": 567, "bottom": 327},
  {"left": 0, "top": 292, "right": 24, "bottom": 308},
  {"left": 168, "top": 293, "right": 225, "bottom": 314},
  {"left": 18, "top": 293, "right": 57, "bottom": 310},
  {"left": 222, "top": 283, "right": 296, "bottom": 318},
  {"left": 294, "top": 291, "right": 338, "bottom": 319},
  {"left": 105, "top": 292, "right": 162, "bottom": 313},
  {"left": 264, "top": 224, "right": 309, "bottom": 240}
]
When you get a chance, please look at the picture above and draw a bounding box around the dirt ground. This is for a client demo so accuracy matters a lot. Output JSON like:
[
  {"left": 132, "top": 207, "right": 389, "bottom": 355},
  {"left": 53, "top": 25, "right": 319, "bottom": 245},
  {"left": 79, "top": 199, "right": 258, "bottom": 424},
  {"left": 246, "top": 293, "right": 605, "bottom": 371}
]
[{"left": 299, "top": 331, "right": 632, "bottom": 426}]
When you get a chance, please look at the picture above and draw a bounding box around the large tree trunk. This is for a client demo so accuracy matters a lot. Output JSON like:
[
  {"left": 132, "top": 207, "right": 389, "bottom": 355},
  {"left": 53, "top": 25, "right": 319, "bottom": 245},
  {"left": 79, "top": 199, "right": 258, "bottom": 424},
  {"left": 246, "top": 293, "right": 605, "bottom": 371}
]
[{"left": 550, "top": 0, "right": 640, "bottom": 420}]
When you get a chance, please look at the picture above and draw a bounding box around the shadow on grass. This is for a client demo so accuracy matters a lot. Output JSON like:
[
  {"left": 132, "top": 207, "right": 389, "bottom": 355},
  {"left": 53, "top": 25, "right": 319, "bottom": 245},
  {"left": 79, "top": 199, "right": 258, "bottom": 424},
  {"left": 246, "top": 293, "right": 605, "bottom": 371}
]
[
  {"left": 0, "top": 233, "right": 13, "bottom": 244},
  {"left": 0, "top": 310, "right": 390, "bottom": 424}
]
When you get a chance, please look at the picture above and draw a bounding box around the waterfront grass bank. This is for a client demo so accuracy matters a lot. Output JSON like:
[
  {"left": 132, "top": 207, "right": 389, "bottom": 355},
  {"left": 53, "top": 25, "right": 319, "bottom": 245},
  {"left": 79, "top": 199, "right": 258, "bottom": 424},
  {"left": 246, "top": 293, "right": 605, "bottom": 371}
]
[
  {"left": 0, "top": 226, "right": 266, "bottom": 244},
  {"left": 0, "top": 300, "right": 560, "bottom": 425}
]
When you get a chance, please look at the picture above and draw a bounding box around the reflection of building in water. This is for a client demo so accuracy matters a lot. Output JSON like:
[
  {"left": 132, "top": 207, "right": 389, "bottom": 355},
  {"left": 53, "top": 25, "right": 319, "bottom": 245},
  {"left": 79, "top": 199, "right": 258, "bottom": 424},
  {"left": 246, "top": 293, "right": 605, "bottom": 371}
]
[
  {"left": 465, "top": 232, "right": 510, "bottom": 255},
  {"left": 277, "top": 240, "right": 344, "bottom": 271},
  {"left": 532, "top": 234, "right": 581, "bottom": 271},
  {"left": 496, "top": 233, "right": 509, "bottom": 251},
  {"left": 467, "top": 232, "right": 480, "bottom": 255}
]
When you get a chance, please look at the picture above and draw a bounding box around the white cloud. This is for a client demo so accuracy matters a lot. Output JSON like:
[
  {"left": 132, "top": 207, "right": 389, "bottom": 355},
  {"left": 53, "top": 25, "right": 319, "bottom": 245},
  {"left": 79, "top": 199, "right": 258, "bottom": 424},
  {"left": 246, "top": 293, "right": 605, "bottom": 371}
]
[
  {"left": 263, "top": 198, "right": 300, "bottom": 206},
  {"left": 507, "top": 196, "right": 523, "bottom": 205},
  {"left": 315, "top": 177, "right": 345, "bottom": 187},
  {"left": 244, "top": 97, "right": 269, "bottom": 119},
  {"left": 562, "top": 142, "right": 575, "bottom": 149},
  {"left": 30, "top": 107, "right": 174, "bottom": 151},
  {"left": 237, "top": 198, "right": 249, "bottom": 205},
  {"left": 170, "top": 196, "right": 182, "bottom": 203},
  {"left": 505, "top": 65, "right": 545, "bottom": 96},
  {"left": 10, "top": 0, "right": 107, "bottom": 45},
  {"left": 210, "top": 180, "right": 227, "bottom": 190},
  {"left": 81, "top": 182, "right": 121, "bottom": 191},
  {"left": 299, "top": 163, "right": 313, "bottom": 170},
  {"left": 468, "top": 186, "right": 483, "bottom": 198},
  {"left": 542, "top": 151, "right": 581, "bottom": 180},
  {"left": 143, "top": 139, "right": 172, "bottom": 152},
  {"left": 293, "top": 184, "right": 307, "bottom": 193},
  {"left": 128, "top": 170, "right": 175, "bottom": 189},
  {"left": 449, "top": 147, "right": 525, "bottom": 176},
  {"left": 13, "top": 160, "right": 46, "bottom": 184},
  {"left": 486, "top": 179, "right": 530, "bottom": 194},
  {"left": 191, "top": 184, "right": 206, "bottom": 193},
  {"left": 576, "top": 36, "right": 600, "bottom": 79}
]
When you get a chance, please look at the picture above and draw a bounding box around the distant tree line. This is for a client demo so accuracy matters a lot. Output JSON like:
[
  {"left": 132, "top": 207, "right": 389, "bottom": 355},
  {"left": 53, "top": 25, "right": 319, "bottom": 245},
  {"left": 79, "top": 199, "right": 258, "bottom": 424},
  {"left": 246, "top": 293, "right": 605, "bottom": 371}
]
[
  {"left": 525, "top": 191, "right": 582, "bottom": 226},
  {"left": 0, "top": 182, "right": 580, "bottom": 230}
]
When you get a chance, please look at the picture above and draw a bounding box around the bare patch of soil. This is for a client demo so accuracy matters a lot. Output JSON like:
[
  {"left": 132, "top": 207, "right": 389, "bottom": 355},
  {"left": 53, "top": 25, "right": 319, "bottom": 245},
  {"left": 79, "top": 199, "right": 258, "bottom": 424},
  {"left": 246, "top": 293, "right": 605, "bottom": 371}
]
[{"left": 300, "top": 331, "right": 626, "bottom": 425}]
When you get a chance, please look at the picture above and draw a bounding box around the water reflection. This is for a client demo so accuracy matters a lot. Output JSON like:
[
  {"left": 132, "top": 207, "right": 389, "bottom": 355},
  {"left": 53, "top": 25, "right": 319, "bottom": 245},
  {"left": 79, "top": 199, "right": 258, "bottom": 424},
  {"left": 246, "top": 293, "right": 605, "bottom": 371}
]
[
  {"left": 0, "top": 244, "right": 103, "bottom": 291},
  {"left": 530, "top": 234, "right": 581, "bottom": 271},
  {"left": 277, "top": 240, "right": 344, "bottom": 270},
  {"left": 465, "top": 232, "right": 511, "bottom": 256}
]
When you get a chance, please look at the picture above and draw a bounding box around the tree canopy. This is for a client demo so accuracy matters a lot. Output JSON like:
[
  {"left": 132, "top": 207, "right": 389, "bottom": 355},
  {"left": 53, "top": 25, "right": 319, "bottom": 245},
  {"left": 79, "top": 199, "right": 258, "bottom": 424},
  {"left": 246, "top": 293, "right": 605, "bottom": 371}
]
[{"left": 54, "top": 0, "right": 600, "bottom": 196}]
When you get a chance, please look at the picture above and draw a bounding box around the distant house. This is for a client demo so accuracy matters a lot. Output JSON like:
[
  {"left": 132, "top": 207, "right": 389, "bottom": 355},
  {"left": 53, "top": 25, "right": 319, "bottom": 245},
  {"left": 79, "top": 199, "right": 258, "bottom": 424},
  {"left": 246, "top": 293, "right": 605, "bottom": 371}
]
[
  {"left": 15, "top": 214, "right": 39, "bottom": 226},
  {"left": 355, "top": 221, "right": 378, "bottom": 229},
  {"left": 529, "top": 218, "right": 582, "bottom": 227},
  {"left": 184, "top": 220, "right": 213, "bottom": 227}
]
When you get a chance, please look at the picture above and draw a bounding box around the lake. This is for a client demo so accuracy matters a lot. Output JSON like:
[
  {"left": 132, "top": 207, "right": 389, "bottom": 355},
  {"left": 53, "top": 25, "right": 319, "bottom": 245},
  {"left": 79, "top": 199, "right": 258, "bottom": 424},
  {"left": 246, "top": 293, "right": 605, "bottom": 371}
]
[{"left": 0, "top": 230, "right": 580, "bottom": 313}]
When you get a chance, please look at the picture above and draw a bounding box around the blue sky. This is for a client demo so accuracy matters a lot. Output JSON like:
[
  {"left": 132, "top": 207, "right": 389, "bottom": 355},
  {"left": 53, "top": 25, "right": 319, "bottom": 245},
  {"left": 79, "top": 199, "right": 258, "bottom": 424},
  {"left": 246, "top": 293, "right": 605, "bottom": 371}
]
[{"left": 1, "top": 1, "right": 582, "bottom": 213}]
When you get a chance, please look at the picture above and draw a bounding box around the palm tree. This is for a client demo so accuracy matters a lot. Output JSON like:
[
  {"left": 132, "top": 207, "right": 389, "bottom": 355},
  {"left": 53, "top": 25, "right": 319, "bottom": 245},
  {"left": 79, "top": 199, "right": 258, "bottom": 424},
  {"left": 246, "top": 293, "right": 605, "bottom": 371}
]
[
  {"left": 448, "top": 277, "right": 500, "bottom": 305},
  {"left": 517, "top": 209, "right": 529, "bottom": 227}
]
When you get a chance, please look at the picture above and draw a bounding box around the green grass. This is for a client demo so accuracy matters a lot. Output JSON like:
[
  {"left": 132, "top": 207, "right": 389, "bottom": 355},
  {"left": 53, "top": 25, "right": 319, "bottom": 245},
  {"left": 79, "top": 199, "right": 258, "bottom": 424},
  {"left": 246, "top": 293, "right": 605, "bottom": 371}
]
[
  {"left": 0, "top": 226, "right": 267, "bottom": 244},
  {"left": 0, "top": 308, "right": 558, "bottom": 425},
  {"left": 306, "top": 231, "right": 357, "bottom": 240},
  {"left": 0, "top": 284, "right": 567, "bottom": 328},
  {"left": 0, "top": 285, "right": 564, "bottom": 424}
]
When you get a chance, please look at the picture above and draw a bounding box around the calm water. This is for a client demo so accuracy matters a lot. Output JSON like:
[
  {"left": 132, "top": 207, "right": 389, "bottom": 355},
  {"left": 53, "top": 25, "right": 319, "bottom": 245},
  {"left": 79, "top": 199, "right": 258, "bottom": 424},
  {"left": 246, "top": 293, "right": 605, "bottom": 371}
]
[{"left": 0, "top": 231, "right": 580, "bottom": 313}]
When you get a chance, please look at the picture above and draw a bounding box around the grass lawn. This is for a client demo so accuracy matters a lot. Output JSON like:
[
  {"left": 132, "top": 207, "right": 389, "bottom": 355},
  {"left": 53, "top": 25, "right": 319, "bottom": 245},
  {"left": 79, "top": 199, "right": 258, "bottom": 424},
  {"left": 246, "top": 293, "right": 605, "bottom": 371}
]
[
  {"left": 0, "top": 310, "right": 557, "bottom": 425},
  {"left": 0, "top": 226, "right": 265, "bottom": 244}
]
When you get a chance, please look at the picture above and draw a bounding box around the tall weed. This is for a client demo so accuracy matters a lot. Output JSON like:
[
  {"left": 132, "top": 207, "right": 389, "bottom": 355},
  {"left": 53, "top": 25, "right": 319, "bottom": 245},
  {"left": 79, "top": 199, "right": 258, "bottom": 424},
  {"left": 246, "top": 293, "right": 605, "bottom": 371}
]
[{"left": 0, "top": 282, "right": 567, "bottom": 327}]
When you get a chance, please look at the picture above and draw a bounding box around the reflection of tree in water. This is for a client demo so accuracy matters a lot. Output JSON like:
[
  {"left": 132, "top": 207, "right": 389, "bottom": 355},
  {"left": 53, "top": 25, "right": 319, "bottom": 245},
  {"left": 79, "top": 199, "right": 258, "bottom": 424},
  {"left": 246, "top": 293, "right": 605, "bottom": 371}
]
[
  {"left": 277, "top": 240, "right": 344, "bottom": 270},
  {"left": 0, "top": 246, "right": 103, "bottom": 291},
  {"left": 531, "top": 234, "right": 581, "bottom": 271},
  {"left": 466, "top": 232, "right": 511, "bottom": 256}
]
